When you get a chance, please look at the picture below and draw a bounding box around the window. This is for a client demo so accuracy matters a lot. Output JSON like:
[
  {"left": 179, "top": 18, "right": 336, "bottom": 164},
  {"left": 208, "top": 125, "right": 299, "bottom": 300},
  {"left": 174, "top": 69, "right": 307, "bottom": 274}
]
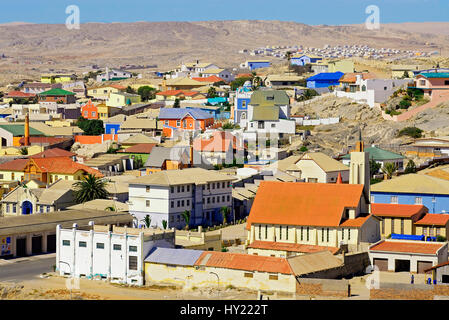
[
  {"left": 113, "top": 244, "right": 122, "bottom": 251},
  {"left": 212, "top": 183, "right": 215, "bottom": 189},
  {"left": 286, "top": 226, "right": 288, "bottom": 240},
  {"left": 227, "top": 195, "right": 230, "bottom": 202},
  {"left": 181, "top": 200, "right": 184, "bottom": 206},
  {"left": 222, "top": 196, "right": 225, "bottom": 202},
  {"left": 186, "top": 199, "right": 190, "bottom": 206},
  {"left": 445, "top": 80, "right": 449, "bottom": 86},
  {"left": 327, "top": 228, "right": 330, "bottom": 242},
  {"left": 5, "top": 204, "right": 9, "bottom": 213},
  {"left": 212, "top": 197, "right": 215, "bottom": 204},
  {"left": 187, "top": 185, "right": 190, "bottom": 192},
  {"left": 423, "top": 227, "right": 427, "bottom": 236},
  {"left": 269, "top": 274, "right": 278, "bottom": 280},
  {"left": 182, "top": 186, "right": 185, "bottom": 192},
  {"left": 11, "top": 173, "right": 14, "bottom": 180},
  {"left": 146, "top": 200, "right": 150, "bottom": 207},
  {"left": 92, "top": 112, "right": 96, "bottom": 117},
  {"left": 177, "top": 186, "right": 180, "bottom": 193},
  {"left": 12, "top": 205, "right": 16, "bottom": 213},
  {"left": 390, "top": 196, "right": 398, "bottom": 204},
  {"left": 62, "top": 240, "right": 70, "bottom": 246},
  {"left": 46, "top": 206, "right": 50, "bottom": 212},
  {"left": 207, "top": 198, "right": 210, "bottom": 204},
  {"left": 415, "top": 197, "right": 422, "bottom": 205},
  {"left": 216, "top": 183, "right": 220, "bottom": 189},
  {"left": 129, "top": 256, "right": 138, "bottom": 270},
  {"left": 79, "top": 241, "right": 87, "bottom": 248},
  {"left": 271, "top": 123, "right": 276, "bottom": 128},
  {"left": 348, "top": 229, "right": 351, "bottom": 240},
  {"left": 129, "top": 246, "right": 137, "bottom": 252},
  {"left": 258, "top": 122, "right": 265, "bottom": 129},
  {"left": 321, "top": 228, "right": 324, "bottom": 242},
  {"left": 420, "top": 80, "right": 426, "bottom": 86},
  {"left": 300, "top": 227, "right": 303, "bottom": 241},
  {"left": 258, "top": 225, "right": 261, "bottom": 240},
  {"left": 96, "top": 243, "right": 104, "bottom": 249},
  {"left": 400, "top": 218, "right": 404, "bottom": 234},
  {"left": 146, "top": 186, "right": 150, "bottom": 192},
  {"left": 279, "top": 226, "right": 282, "bottom": 240},
  {"left": 170, "top": 216, "right": 174, "bottom": 223},
  {"left": 306, "top": 227, "right": 309, "bottom": 241},
  {"left": 222, "top": 182, "right": 225, "bottom": 188},
  {"left": 242, "top": 101, "right": 247, "bottom": 108},
  {"left": 244, "top": 272, "right": 253, "bottom": 278},
  {"left": 171, "top": 201, "right": 174, "bottom": 208},
  {"left": 437, "top": 228, "right": 441, "bottom": 236},
  {"left": 165, "top": 120, "right": 169, "bottom": 126},
  {"left": 265, "top": 225, "right": 268, "bottom": 239},
  {"left": 381, "top": 218, "right": 385, "bottom": 234}
]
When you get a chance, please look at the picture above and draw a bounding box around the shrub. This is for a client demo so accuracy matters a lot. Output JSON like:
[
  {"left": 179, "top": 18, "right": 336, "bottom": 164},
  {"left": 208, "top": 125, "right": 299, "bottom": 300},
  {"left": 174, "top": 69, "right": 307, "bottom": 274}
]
[
  {"left": 398, "top": 99, "right": 411, "bottom": 109},
  {"left": 299, "top": 146, "right": 308, "bottom": 152},
  {"left": 398, "top": 127, "right": 423, "bottom": 139},
  {"left": 437, "top": 235, "right": 447, "bottom": 242}
]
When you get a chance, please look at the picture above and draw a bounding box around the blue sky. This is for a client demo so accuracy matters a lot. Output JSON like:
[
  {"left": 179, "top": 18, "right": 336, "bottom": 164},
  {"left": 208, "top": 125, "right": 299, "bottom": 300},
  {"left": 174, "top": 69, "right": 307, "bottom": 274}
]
[{"left": 0, "top": 0, "right": 447, "bottom": 25}]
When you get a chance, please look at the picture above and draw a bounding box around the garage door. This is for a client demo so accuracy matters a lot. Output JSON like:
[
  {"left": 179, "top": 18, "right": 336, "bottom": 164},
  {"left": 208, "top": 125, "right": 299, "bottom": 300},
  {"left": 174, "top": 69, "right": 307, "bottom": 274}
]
[
  {"left": 16, "top": 238, "right": 26, "bottom": 257},
  {"left": 373, "top": 258, "right": 388, "bottom": 271},
  {"left": 32, "top": 236, "right": 42, "bottom": 255},
  {"left": 417, "top": 261, "right": 433, "bottom": 274},
  {"left": 47, "top": 234, "right": 56, "bottom": 253}
]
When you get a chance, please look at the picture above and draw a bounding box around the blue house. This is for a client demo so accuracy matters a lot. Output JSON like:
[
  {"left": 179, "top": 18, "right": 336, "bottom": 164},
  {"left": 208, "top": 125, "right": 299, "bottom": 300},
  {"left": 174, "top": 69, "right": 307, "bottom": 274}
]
[
  {"left": 291, "top": 55, "right": 323, "bottom": 66},
  {"left": 371, "top": 174, "right": 449, "bottom": 214},
  {"left": 306, "top": 72, "right": 344, "bottom": 89},
  {"left": 105, "top": 123, "right": 121, "bottom": 134},
  {"left": 233, "top": 82, "right": 253, "bottom": 127},
  {"left": 246, "top": 60, "right": 271, "bottom": 71}
]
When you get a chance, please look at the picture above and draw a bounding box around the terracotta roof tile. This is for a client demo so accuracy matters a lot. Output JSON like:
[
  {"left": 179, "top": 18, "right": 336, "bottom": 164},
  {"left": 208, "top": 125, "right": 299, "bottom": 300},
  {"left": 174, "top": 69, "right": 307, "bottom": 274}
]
[
  {"left": 370, "top": 240, "right": 445, "bottom": 255},
  {"left": 246, "top": 181, "right": 364, "bottom": 229},
  {"left": 415, "top": 214, "right": 449, "bottom": 226},
  {"left": 5, "top": 91, "right": 36, "bottom": 98},
  {"left": 31, "top": 158, "right": 103, "bottom": 177},
  {"left": 0, "top": 159, "right": 28, "bottom": 172},
  {"left": 248, "top": 241, "right": 339, "bottom": 255},
  {"left": 371, "top": 203, "right": 428, "bottom": 218},
  {"left": 193, "top": 131, "right": 243, "bottom": 153},
  {"left": 339, "top": 215, "right": 372, "bottom": 227},
  {"left": 191, "top": 75, "right": 225, "bottom": 83},
  {"left": 30, "top": 148, "right": 75, "bottom": 159},
  {"left": 194, "top": 251, "right": 293, "bottom": 275}
]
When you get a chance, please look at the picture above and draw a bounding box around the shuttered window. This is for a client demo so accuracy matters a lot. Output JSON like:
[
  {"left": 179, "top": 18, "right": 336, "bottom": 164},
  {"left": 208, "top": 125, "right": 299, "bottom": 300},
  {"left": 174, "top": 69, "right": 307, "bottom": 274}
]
[{"left": 129, "top": 256, "right": 138, "bottom": 270}]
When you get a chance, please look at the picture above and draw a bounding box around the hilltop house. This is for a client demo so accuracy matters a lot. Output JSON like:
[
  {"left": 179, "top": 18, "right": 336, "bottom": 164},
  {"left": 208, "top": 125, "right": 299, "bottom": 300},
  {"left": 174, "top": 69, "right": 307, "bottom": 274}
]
[
  {"left": 106, "top": 92, "right": 141, "bottom": 108},
  {"left": 87, "top": 84, "right": 126, "bottom": 100},
  {"left": 290, "top": 54, "right": 322, "bottom": 66},
  {"left": 38, "top": 89, "right": 76, "bottom": 104},
  {"left": 414, "top": 72, "right": 449, "bottom": 98},
  {"left": 306, "top": 72, "right": 344, "bottom": 89},
  {"left": 41, "top": 74, "right": 76, "bottom": 84},
  {"left": 240, "top": 60, "right": 271, "bottom": 71},
  {"left": 233, "top": 81, "right": 253, "bottom": 128},
  {"left": 158, "top": 108, "right": 214, "bottom": 138},
  {"left": 341, "top": 145, "right": 405, "bottom": 172},
  {"left": 405, "top": 136, "right": 449, "bottom": 158},
  {"left": 81, "top": 100, "right": 99, "bottom": 120},
  {"left": 96, "top": 68, "right": 133, "bottom": 82}
]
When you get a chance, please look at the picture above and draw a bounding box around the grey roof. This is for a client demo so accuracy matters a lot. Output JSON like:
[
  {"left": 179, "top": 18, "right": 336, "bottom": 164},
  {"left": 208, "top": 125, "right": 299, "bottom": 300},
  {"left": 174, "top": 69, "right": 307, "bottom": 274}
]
[
  {"left": 159, "top": 108, "right": 213, "bottom": 120},
  {"left": 144, "top": 247, "right": 204, "bottom": 266},
  {"left": 144, "top": 146, "right": 190, "bottom": 167}
]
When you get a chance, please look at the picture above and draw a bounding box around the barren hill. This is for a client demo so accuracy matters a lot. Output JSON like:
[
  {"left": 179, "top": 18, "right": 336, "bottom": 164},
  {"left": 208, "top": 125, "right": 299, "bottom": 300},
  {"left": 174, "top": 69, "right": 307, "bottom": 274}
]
[{"left": 0, "top": 20, "right": 449, "bottom": 85}]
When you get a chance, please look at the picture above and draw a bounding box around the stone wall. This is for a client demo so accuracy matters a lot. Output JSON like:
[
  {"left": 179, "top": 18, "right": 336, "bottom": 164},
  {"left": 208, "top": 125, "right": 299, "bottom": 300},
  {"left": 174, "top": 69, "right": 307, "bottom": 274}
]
[{"left": 296, "top": 278, "right": 350, "bottom": 297}]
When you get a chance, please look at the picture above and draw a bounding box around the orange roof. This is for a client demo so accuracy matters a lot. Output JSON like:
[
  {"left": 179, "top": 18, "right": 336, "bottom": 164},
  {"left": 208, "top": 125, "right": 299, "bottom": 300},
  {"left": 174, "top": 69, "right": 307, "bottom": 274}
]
[
  {"left": 191, "top": 75, "right": 225, "bottom": 83},
  {"left": 370, "top": 240, "right": 444, "bottom": 255},
  {"left": 248, "top": 241, "right": 339, "bottom": 255},
  {"left": 0, "top": 159, "right": 28, "bottom": 172},
  {"left": 5, "top": 91, "right": 36, "bottom": 98},
  {"left": 415, "top": 214, "right": 449, "bottom": 226},
  {"left": 30, "top": 158, "right": 103, "bottom": 177},
  {"left": 194, "top": 251, "right": 293, "bottom": 275},
  {"left": 30, "top": 148, "right": 75, "bottom": 159},
  {"left": 19, "top": 137, "right": 69, "bottom": 146},
  {"left": 193, "top": 131, "right": 243, "bottom": 153},
  {"left": 118, "top": 143, "right": 156, "bottom": 154},
  {"left": 339, "top": 72, "right": 377, "bottom": 83},
  {"left": 236, "top": 73, "right": 252, "bottom": 79},
  {"left": 371, "top": 203, "right": 427, "bottom": 218},
  {"left": 246, "top": 181, "right": 364, "bottom": 229},
  {"left": 339, "top": 215, "right": 372, "bottom": 227}
]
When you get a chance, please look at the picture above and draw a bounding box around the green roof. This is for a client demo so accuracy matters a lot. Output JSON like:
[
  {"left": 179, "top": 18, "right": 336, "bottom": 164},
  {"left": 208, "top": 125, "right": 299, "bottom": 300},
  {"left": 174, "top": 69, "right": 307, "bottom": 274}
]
[
  {"left": 39, "top": 88, "right": 76, "bottom": 96},
  {"left": 418, "top": 72, "right": 449, "bottom": 79},
  {"left": 251, "top": 106, "right": 279, "bottom": 121},
  {"left": 249, "top": 90, "right": 290, "bottom": 107},
  {"left": 341, "top": 146, "right": 404, "bottom": 161},
  {"left": 0, "top": 125, "right": 45, "bottom": 136}
]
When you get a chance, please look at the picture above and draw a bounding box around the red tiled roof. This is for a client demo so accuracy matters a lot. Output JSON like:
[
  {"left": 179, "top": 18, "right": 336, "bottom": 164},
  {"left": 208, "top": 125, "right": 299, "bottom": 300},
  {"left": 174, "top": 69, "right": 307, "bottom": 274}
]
[
  {"left": 415, "top": 214, "right": 449, "bottom": 226},
  {"left": 194, "top": 251, "right": 294, "bottom": 275},
  {"left": 246, "top": 181, "right": 364, "bottom": 230},
  {"left": 236, "top": 73, "right": 252, "bottom": 79},
  {"left": 5, "top": 91, "right": 36, "bottom": 98},
  {"left": 248, "top": 241, "right": 339, "bottom": 255},
  {"left": 339, "top": 215, "right": 373, "bottom": 227},
  {"left": 339, "top": 72, "right": 377, "bottom": 83},
  {"left": 19, "top": 137, "right": 70, "bottom": 146},
  {"left": 191, "top": 75, "right": 225, "bottom": 83},
  {"left": 30, "top": 148, "right": 75, "bottom": 159},
  {"left": 30, "top": 158, "right": 103, "bottom": 177},
  {"left": 118, "top": 143, "right": 156, "bottom": 154},
  {"left": 371, "top": 203, "right": 428, "bottom": 218},
  {"left": 193, "top": 131, "right": 243, "bottom": 153},
  {"left": 0, "top": 159, "right": 28, "bottom": 172},
  {"left": 370, "top": 240, "right": 445, "bottom": 255}
]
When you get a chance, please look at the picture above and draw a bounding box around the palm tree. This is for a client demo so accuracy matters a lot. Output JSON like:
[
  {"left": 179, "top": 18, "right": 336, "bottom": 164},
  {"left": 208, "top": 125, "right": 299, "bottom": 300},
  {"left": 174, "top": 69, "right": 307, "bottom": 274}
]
[
  {"left": 141, "top": 214, "right": 151, "bottom": 228},
  {"left": 381, "top": 162, "right": 397, "bottom": 180},
  {"left": 19, "top": 147, "right": 28, "bottom": 155},
  {"left": 73, "top": 174, "right": 110, "bottom": 204},
  {"left": 162, "top": 220, "right": 168, "bottom": 230},
  {"left": 220, "top": 206, "right": 230, "bottom": 225},
  {"left": 181, "top": 210, "right": 191, "bottom": 230}
]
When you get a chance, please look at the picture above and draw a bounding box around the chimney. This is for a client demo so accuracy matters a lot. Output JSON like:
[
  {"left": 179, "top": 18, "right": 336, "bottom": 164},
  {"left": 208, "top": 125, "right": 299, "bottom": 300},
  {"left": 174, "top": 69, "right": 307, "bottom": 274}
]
[{"left": 24, "top": 112, "right": 30, "bottom": 146}]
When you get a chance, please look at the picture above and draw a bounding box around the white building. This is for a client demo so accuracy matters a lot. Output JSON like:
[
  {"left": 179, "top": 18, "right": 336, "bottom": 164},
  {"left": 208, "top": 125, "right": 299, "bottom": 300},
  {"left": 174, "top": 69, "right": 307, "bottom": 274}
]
[
  {"left": 96, "top": 67, "right": 133, "bottom": 82},
  {"left": 335, "top": 75, "right": 410, "bottom": 108},
  {"left": 128, "top": 168, "right": 235, "bottom": 229},
  {"left": 56, "top": 224, "right": 175, "bottom": 285}
]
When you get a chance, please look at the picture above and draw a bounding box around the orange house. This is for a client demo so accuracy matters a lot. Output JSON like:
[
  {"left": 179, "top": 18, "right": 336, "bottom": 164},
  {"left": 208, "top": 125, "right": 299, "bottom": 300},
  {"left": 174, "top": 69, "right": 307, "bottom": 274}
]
[
  {"left": 81, "top": 100, "right": 99, "bottom": 119},
  {"left": 158, "top": 108, "right": 214, "bottom": 138}
]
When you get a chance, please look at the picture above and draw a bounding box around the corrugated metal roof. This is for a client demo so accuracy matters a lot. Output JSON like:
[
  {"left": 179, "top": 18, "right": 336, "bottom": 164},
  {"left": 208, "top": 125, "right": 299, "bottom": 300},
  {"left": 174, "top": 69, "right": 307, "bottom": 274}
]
[
  {"left": 371, "top": 174, "right": 449, "bottom": 195},
  {"left": 159, "top": 108, "right": 213, "bottom": 120},
  {"left": 287, "top": 251, "right": 343, "bottom": 276},
  {"left": 306, "top": 72, "right": 344, "bottom": 82},
  {"left": 144, "top": 247, "right": 204, "bottom": 266}
]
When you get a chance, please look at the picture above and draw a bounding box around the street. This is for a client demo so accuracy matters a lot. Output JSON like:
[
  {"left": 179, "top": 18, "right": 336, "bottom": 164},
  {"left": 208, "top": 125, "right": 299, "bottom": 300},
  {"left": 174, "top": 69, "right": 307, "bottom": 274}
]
[{"left": 0, "top": 254, "right": 55, "bottom": 282}]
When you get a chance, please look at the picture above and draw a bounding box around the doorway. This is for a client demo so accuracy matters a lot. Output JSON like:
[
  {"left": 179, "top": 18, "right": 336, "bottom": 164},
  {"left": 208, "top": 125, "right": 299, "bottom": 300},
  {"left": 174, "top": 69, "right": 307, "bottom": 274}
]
[{"left": 395, "top": 259, "right": 411, "bottom": 272}]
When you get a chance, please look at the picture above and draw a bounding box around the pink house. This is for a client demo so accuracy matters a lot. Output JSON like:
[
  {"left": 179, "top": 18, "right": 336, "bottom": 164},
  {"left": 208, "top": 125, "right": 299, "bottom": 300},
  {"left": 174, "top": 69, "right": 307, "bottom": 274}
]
[{"left": 415, "top": 72, "right": 449, "bottom": 98}]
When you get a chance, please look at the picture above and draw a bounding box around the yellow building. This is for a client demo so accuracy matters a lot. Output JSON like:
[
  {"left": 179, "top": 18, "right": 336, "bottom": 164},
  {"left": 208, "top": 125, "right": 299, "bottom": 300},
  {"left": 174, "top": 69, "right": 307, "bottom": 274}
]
[
  {"left": 328, "top": 60, "right": 355, "bottom": 73},
  {"left": 414, "top": 214, "right": 449, "bottom": 239},
  {"left": 41, "top": 74, "right": 77, "bottom": 84},
  {"left": 106, "top": 92, "right": 141, "bottom": 107},
  {"left": 87, "top": 85, "right": 126, "bottom": 100},
  {"left": 0, "top": 158, "right": 28, "bottom": 182},
  {"left": 96, "top": 103, "right": 111, "bottom": 120}
]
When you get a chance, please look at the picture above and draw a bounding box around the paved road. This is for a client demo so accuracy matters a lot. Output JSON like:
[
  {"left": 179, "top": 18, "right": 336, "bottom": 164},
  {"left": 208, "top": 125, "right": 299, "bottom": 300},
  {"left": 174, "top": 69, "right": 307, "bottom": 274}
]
[{"left": 0, "top": 254, "right": 56, "bottom": 282}]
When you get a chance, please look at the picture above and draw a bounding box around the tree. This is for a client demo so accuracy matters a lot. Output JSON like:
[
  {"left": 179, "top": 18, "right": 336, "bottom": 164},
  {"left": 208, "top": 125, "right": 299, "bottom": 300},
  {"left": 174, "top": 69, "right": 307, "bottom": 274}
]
[
  {"left": 173, "top": 98, "right": 180, "bottom": 108},
  {"left": 134, "top": 156, "right": 144, "bottom": 169},
  {"left": 137, "top": 86, "right": 156, "bottom": 101},
  {"left": 220, "top": 206, "right": 230, "bottom": 225},
  {"left": 73, "top": 174, "right": 110, "bottom": 204},
  {"left": 398, "top": 127, "right": 423, "bottom": 139},
  {"left": 207, "top": 87, "right": 218, "bottom": 98},
  {"left": 181, "top": 210, "right": 191, "bottom": 230},
  {"left": 162, "top": 220, "right": 168, "bottom": 230},
  {"left": 369, "top": 159, "right": 382, "bottom": 178},
  {"left": 19, "top": 147, "right": 28, "bottom": 155},
  {"left": 141, "top": 214, "right": 151, "bottom": 228},
  {"left": 381, "top": 162, "right": 398, "bottom": 180},
  {"left": 230, "top": 77, "right": 252, "bottom": 91},
  {"left": 126, "top": 86, "right": 136, "bottom": 94},
  {"left": 404, "top": 159, "right": 417, "bottom": 174},
  {"left": 76, "top": 117, "right": 105, "bottom": 136},
  {"left": 299, "top": 146, "right": 308, "bottom": 152}
]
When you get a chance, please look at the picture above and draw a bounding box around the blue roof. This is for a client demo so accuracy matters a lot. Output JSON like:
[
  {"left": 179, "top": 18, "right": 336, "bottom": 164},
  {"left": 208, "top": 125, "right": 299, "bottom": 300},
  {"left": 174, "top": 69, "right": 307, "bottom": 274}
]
[
  {"left": 144, "top": 247, "right": 204, "bottom": 266},
  {"left": 307, "top": 72, "right": 344, "bottom": 82},
  {"left": 158, "top": 108, "right": 213, "bottom": 120},
  {"left": 391, "top": 234, "right": 424, "bottom": 241}
]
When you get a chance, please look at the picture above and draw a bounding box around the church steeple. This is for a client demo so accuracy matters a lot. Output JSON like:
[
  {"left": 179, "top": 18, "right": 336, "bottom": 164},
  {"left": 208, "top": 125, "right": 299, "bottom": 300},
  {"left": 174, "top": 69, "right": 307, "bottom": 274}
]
[{"left": 355, "top": 128, "right": 364, "bottom": 152}]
